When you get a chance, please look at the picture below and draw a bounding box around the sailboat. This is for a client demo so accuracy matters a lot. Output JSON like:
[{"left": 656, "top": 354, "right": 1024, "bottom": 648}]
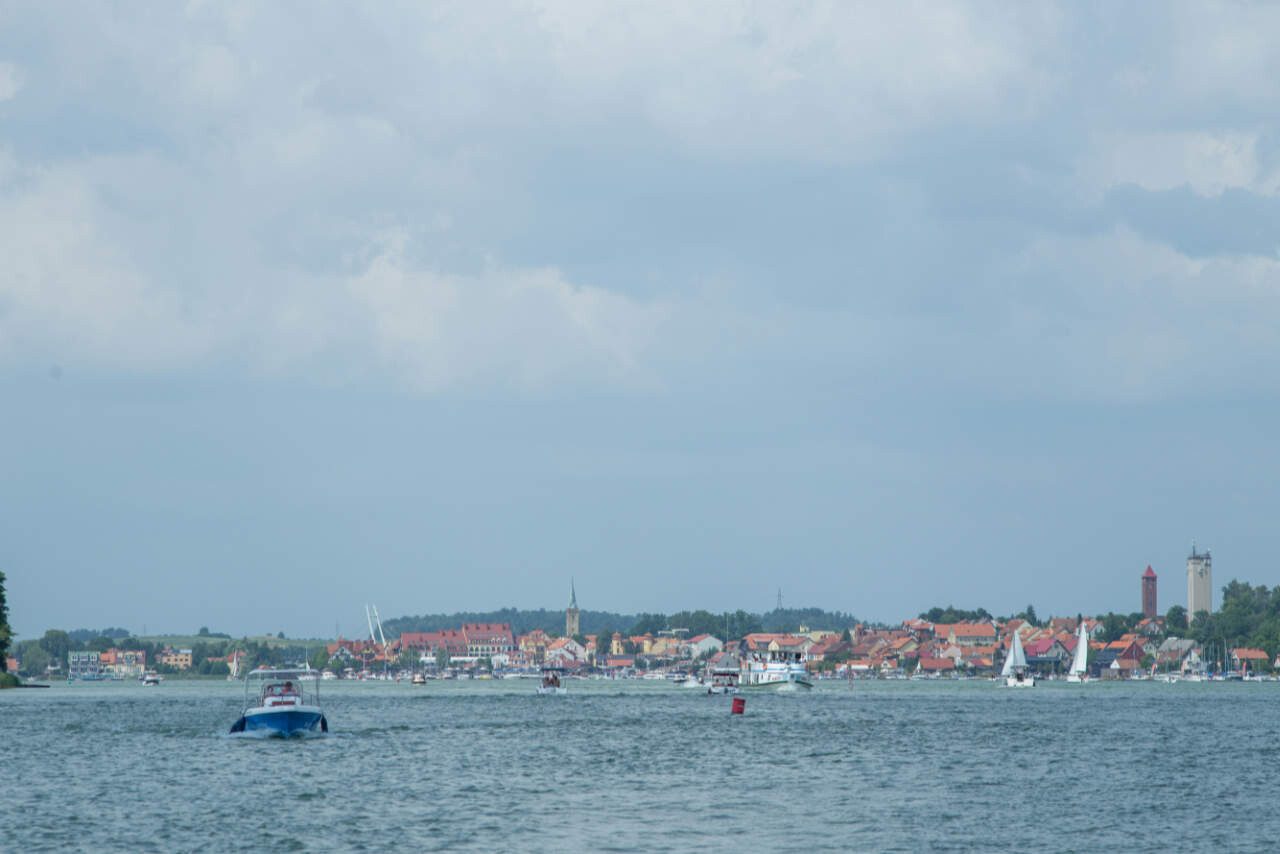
[
  {"left": 1002, "top": 627, "right": 1035, "bottom": 688},
  {"left": 1066, "top": 623, "right": 1089, "bottom": 683}
]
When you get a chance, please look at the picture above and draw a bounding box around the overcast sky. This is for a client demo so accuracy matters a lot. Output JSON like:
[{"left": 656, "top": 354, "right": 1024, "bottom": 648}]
[{"left": 4, "top": 2, "right": 1280, "bottom": 640}]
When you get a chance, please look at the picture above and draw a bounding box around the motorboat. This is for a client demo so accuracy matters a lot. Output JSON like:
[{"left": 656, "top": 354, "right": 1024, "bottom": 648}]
[
  {"left": 229, "top": 669, "right": 328, "bottom": 736},
  {"left": 536, "top": 666, "right": 567, "bottom": 695},
  {"left": 740, "top": 651, "right": 813, "bottom": 690},
  {"left": 1002, "top": 628, "right": 1035, "bottom": 688},
  {"left": 706, "top": 668, "right": 739, "bottom": 695},
  {"left": 142, "top": 671, "right": 162, "bottom": 686}
]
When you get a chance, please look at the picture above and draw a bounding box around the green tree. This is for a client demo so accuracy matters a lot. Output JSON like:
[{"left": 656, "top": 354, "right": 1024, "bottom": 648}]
[
  {"left": 20, "top": 643, "right": 50, "bottom": 676},
  {"left": 0, "top": 571, "right": 10, "bottom": 669},
  {"left": 629, "top": 613, "right": 667, "bottom": 636},
  {"left": 88, "top": 635, "right": 115, "bottom": 653},
  {"left": 1097, "top": 613, "right": 1128, "bottom": 643},
  {"left": 1165, "top": 605, "right": 1188, "bottom": 633},
  {"left": 435, "top": 647, "right": 450, "bottom": 671},
  {"left": 39, "top": 630, "right": 71, "bottom": 670},
  {"left": 593, "top": 626, "right": 614, "bottom": 664}
]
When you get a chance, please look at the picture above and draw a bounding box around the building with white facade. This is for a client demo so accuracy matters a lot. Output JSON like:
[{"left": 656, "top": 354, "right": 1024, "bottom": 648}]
[{"left": 1187, "top": 544, "right": 1212, "bottom": 617}]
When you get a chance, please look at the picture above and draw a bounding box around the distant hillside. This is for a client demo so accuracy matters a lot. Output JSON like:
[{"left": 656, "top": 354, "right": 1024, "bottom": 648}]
[
  {"left": 382, "top": 606, "right": 861, "bottom": 640},
  {"left": 382, "top": 608, "right": 637, "bottom": 638},
  {"left": 68, "top": 627, "right": 131, "bottom": 642}
]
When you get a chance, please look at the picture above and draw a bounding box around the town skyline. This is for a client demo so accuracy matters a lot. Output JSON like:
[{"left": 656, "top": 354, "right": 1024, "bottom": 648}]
[{"left": 9, "top": 551, "right": 1233, "bottom": 644}]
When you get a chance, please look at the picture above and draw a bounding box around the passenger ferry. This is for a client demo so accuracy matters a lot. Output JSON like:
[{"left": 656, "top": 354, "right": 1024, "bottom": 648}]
[{"left": 740, "top": 651, "right": 813, "bottom": 690}]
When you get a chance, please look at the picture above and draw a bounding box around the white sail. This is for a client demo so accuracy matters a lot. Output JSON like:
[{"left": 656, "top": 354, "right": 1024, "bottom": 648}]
[
  {"left": 1068, "top": 624, "right": 1089, "bottom": 676},
  {"left": 1003, "top": 628, "right": 1027, "bottom": 676}
]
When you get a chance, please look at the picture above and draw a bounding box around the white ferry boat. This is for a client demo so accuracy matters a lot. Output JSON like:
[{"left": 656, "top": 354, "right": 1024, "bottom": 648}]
[{"left": 740, "top": 651, "right": 813, "bottom": 691}]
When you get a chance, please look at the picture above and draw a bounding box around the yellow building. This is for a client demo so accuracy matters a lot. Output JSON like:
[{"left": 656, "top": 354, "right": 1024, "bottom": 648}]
[{"left": 159, "top": 649, "right": 193, "bottom": 670}]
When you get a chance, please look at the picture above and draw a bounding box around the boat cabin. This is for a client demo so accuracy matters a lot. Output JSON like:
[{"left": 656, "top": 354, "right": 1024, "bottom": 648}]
[{"left": 260, "top": 681, "right": 302, "bottom": 707}]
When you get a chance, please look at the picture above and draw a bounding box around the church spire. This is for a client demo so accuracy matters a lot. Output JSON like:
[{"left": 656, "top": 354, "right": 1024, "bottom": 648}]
[{"left": 569, "top": 578, "right": 578, "bottom": 609}]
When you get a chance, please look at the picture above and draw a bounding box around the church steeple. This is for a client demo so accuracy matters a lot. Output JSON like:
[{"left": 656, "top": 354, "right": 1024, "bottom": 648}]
[{"left": 565, "top": 578, "right": 580, "bottom": 637}]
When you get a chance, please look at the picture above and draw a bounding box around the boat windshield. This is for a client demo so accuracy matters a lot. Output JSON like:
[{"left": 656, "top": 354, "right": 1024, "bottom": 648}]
[{"left": 242, "top": 669, "right": 319, "bottom": 708}]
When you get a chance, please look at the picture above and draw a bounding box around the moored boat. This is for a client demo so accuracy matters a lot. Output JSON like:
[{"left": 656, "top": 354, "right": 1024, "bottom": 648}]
[{"left": 229, "top": 669, "right": 328, "bottom": 736}]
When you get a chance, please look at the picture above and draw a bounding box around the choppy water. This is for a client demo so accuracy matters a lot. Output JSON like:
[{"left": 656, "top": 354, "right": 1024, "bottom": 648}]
[{"left": 4, "top": 678, "right": 1278, "bottom": 852}]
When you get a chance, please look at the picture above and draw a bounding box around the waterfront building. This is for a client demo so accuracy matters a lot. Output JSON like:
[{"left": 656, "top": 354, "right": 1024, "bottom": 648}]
[
  {"left": 397, "top": 630, "right": 466, "bottom": 658},
  {"left": 462, "top": 623, "right": 515, "bottom": 658},
  {"left": 1187, "top": 544, "right": 1212, "bottom": 617},
  {"left": 99, "top": 648, "right": 146, "bottom": 679},
  {"left": 565, "top": 579, "right": 580, "bottom": 638},
  {"left": 68, "top": 650, "right": 102, "bottom": 679},
  {"left": 517, "top": 629, "right": 551, "bottom": 662},
  {"left": 1141, "top": 565, "right": 1158, "bottom": 618},
  {"left": 687, "top": 634, "right": 723, "bottom": 658}
]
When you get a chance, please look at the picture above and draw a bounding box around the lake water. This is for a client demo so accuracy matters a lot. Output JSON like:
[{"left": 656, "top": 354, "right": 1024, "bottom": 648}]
[{"left": 3, "top": 678, "right": 1277, "bottom": 852}]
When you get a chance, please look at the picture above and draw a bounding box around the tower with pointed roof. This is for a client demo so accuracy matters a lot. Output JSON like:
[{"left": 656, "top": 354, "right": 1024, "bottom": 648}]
[
  {"left": 565, "top": 579, "right": 580, "bottom": 638},
  {"left": 1141, "top": 565, "right": 1157, "bottom": 618}
]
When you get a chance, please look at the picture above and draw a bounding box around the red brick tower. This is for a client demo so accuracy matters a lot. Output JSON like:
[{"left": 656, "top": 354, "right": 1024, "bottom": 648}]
[{"left": 1141, "top": 565, "right": 1157, "bottom": 618}]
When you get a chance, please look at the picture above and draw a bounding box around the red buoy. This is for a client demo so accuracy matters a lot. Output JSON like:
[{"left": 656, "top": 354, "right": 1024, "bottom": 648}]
[{"left": 731, "top": 696, "right": 745, "bottom": 715}]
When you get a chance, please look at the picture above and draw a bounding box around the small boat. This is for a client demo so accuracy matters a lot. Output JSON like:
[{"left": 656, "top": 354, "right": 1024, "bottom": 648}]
[
  {"left": 142, "top": 671, "right": 162, "bottom": 686},
  {"left": 536, "top": 666, "right": 567, "bottom": 695},
  {"left": 740, "top": 651, "right": 813, "bottom": 690},
  {"left": 1002, "top": 629, "right": 1035, "bottom": 688},
  {"left": 706, "top": 668, "right": 739, "bottom": 695},
  {"left": 1065, "top": 624, "right": 1089, "bottom": 683},
  {"left": 229, "top": 669, "right": 328, "bottom": 736},
  {"left": 410, "top": 672, "right": 426, "bottom": 686}
]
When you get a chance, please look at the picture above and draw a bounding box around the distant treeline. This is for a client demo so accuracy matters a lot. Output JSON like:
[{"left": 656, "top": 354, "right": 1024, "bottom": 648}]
[
  {"left": 67, "top": 627, "right": 131, "bottom": 643},
  {"left": 382, "top": 606, "right": 861, "bottom": 640}
]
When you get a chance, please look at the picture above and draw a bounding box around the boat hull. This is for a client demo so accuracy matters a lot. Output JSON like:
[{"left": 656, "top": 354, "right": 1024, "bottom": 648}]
[
  {"left": 1004, "top": 676, "right": 1036, "bottom": 688},
  {"left": 743, "top": 677, "right": 813, "bottom": 691},
  {"left": 231, "top": 705, "right": 327, "bottom": 736}
]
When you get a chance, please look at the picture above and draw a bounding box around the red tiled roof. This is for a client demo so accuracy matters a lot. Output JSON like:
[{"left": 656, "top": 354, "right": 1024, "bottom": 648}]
[
  {"left": 1142, "top": 565, "right": 1157, "bottom": 578},
  {"left": 918, "top": 657, "right": 955, "bottom": 670}
]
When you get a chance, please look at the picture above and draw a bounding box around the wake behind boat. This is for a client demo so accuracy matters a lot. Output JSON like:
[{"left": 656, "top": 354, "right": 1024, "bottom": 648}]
[{"left": 229, "top": 669, "right": 328, "bottom": 736}]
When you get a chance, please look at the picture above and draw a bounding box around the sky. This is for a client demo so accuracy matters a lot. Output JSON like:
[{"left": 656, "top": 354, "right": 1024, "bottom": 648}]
[{"left": 4, "top": 2, "right": 1280, "bottom": 640}]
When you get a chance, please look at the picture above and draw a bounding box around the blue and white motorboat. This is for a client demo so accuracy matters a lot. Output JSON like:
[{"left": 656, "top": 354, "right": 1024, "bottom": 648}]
[{"left": 229, "top": 669, "right": 328, "bottom": 736}]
